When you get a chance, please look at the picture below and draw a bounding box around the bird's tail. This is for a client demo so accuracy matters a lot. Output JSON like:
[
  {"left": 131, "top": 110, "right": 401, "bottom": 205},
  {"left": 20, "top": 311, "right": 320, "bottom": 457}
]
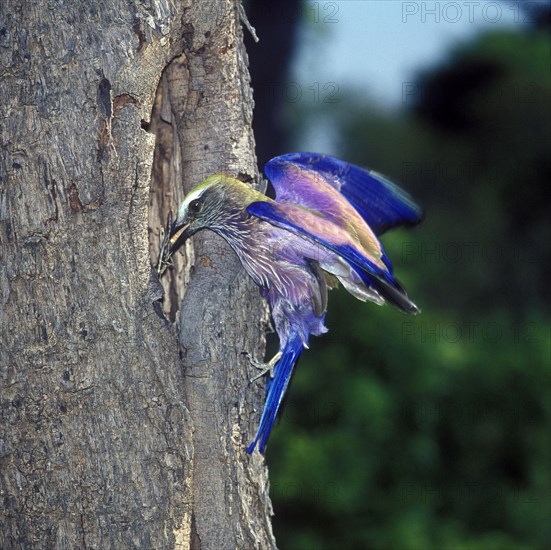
[{"left": 246, "top": 333, "right": 304, "bottom": 454}]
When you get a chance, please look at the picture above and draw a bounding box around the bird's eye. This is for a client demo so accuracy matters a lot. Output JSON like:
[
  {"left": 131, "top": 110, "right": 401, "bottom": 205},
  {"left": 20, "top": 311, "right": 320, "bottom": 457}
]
[{"left": 189, "top": 199, "right": 202, "bottom": 214}]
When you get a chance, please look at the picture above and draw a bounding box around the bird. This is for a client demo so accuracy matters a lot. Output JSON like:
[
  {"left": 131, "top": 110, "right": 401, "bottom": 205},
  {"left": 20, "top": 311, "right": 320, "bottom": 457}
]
[{"left": 158, "top": 152, "right": 422, "bottom": 453}]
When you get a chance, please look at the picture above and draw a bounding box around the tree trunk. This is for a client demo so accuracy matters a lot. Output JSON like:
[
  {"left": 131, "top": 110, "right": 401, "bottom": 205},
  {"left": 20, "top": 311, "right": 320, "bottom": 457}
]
[{"left": 0, "top": 1, "right": 275, "bottom": 548}]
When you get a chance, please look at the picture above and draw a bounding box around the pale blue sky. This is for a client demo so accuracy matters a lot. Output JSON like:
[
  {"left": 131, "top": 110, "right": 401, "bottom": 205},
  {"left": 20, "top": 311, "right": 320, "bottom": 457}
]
[{"left": 292, "top": 1, "right": 529, "bottom": 108}]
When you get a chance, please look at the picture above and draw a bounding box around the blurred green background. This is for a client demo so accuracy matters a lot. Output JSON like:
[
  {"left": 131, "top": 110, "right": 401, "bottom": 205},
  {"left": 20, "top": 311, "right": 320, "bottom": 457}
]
[{"left": 245, "top": 2, "right": 550, "bottom": 548}]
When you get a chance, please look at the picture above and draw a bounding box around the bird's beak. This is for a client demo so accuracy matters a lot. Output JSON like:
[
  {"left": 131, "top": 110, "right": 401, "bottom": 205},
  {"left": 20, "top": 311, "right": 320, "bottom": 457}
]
[
  {"left": 157, "top": 217, "right": 192, "bottom": 277},
  {"left": 168, "top": 221, "right": 191, "bottom": 253}
]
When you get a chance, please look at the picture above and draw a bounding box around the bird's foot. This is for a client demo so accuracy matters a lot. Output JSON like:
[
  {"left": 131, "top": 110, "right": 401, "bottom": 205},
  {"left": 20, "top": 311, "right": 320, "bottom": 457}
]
[{"left": 243, "top": 351, "right": 282, "bottom": 383}]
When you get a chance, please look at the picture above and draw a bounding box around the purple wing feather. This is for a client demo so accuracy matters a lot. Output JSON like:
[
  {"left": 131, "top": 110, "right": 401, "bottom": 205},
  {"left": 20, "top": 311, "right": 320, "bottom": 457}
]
[
  {"left": 264, "top": 153, "right": 423, "bottom": 235},
  {"left": 247, "top": 201, "right": 419, "bottom": 314}
]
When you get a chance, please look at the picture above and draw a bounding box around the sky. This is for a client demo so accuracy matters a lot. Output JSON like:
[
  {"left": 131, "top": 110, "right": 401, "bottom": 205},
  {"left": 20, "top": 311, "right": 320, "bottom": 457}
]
[{"left": 292, "top": 0, "right": 531, "bottom": 108}]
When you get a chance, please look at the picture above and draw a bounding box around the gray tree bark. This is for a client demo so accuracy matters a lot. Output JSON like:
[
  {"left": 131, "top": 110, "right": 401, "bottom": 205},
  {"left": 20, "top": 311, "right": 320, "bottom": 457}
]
[{"left": 0, "top": 1, "right": 275, "bottom": 548}]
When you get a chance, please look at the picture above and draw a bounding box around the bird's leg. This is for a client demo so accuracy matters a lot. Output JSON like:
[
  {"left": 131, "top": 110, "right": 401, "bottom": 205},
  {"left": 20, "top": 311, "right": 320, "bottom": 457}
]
[{"left": 244, "top": 351, "right": 282, "bottom": 383}]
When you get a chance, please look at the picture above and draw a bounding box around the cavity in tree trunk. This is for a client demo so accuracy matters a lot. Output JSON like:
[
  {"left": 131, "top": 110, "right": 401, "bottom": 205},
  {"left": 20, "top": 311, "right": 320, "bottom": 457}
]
[{"left": 0, "top": 1, "right": 275, "bottom": 548}]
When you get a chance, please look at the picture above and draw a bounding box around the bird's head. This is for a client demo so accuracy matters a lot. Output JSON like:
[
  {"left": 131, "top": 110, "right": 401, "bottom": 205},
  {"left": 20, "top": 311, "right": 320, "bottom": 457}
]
[{"left": 159, "top": 174, "right": 261, "bottom": 273}]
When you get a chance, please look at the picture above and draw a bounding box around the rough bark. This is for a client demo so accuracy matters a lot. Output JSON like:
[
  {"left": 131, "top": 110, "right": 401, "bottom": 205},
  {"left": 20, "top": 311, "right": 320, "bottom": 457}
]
[{"left": 0, "top": 1, "right": 275, "bottom": 548}]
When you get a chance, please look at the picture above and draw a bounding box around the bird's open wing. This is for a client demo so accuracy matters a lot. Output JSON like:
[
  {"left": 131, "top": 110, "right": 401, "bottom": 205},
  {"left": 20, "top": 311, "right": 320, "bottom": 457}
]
[
  {"left": 247, "top": 201, "right": 419, "bottom": 314},
  {"left": 264, "top": 153, "right": 423, "bottom": 236}
]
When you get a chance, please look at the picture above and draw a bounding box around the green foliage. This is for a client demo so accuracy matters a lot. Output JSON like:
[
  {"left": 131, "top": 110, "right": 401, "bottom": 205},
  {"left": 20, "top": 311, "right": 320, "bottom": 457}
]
[{"left": 268, "top": 26, "right": 551, "bottom": 550}]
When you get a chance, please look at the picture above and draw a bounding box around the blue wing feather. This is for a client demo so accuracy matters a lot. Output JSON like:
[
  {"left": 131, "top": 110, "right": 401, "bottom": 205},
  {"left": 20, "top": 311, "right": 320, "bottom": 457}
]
[
  {"left": 247, "top": 201, "right": 419, "bottom": 314},
  {"left": 246, "top": 334, "right": 304, "bottom": 454},
  {"left": 265, "top": 152, "right": 423, "bottom": 235}
]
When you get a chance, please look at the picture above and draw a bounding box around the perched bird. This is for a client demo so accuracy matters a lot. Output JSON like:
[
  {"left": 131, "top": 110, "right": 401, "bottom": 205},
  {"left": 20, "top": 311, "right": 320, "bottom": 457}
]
[{"left": 159, "top": 153, "right": 422, "bottom": 453}]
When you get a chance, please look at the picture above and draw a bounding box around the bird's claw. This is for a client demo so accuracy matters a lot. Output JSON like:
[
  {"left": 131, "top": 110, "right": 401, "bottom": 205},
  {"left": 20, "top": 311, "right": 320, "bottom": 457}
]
[{"left": 243, "top": 351, "right": 282, "bottom": 383}]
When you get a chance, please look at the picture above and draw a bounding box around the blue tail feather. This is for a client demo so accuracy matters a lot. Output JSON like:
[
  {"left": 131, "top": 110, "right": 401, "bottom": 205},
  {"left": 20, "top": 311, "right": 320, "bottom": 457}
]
[{"left": 246, "top": 335, "right": 304, "bottom": 454}]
